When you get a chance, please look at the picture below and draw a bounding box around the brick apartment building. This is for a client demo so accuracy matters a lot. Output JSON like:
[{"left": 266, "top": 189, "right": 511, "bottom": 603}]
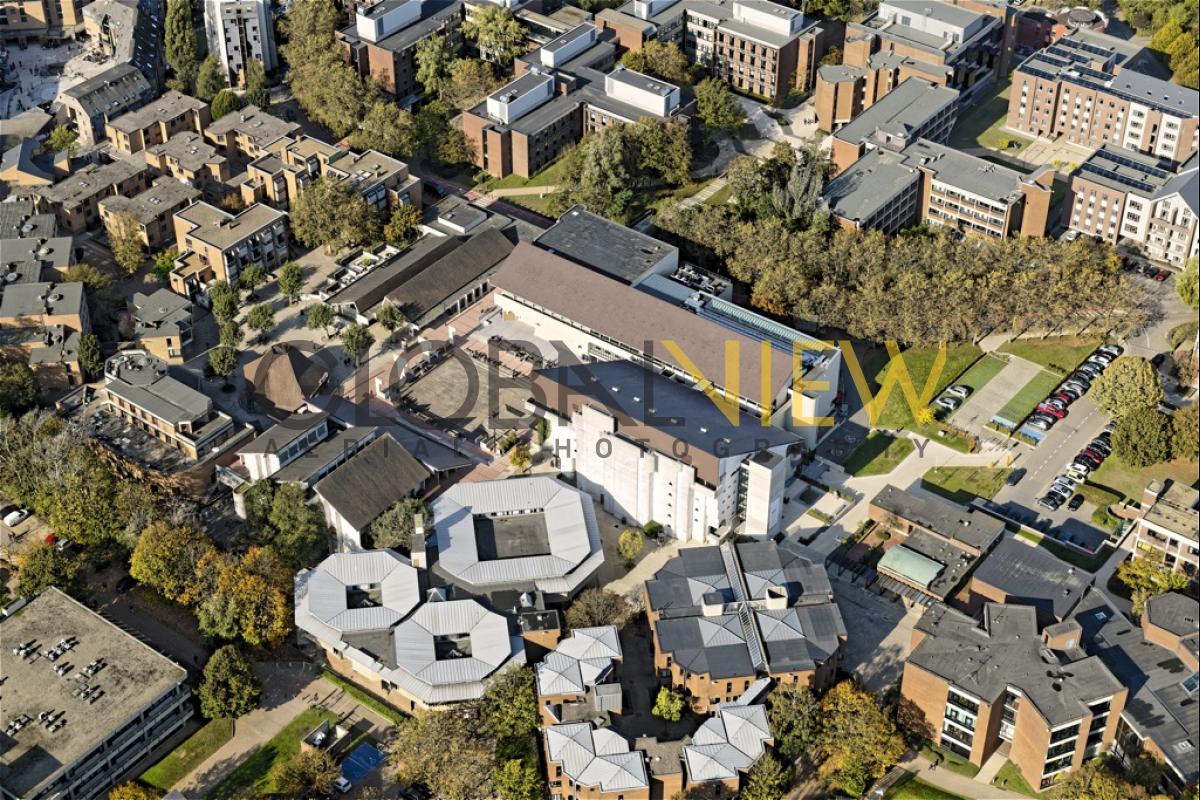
[
  {"left": 105, "top": 90, "right": 210, "bottom": 156},
  {"left": 1129, "top": 480, "right": 1199, "bottom": 575},
  {"left": 32, "top": 158, "right": 152, "bottom": 234},
  {"left": 1008, "top": 35, "right": 1199, "bottom": 164},
  {"left": 169, "top": 201, "right": 289, "bottom": 298},
  {"left": 828, "top": 77, "right": 959, "bottom": 172},
  {"left": 1064, "top": 146, "right": 1198, "bottom": 267},
  {"left": 98, "top": 176, "right": 201, "bottom": 250},
  {"left": 337, "top": 0, "right": 466, "bottom": 101}
]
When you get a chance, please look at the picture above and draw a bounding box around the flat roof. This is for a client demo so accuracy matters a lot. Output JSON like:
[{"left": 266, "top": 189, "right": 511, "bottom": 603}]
[
  {"left": 146, "top": 131, "right": 226, "bottom": 173},
  {"left": 338, "top": 0, "right": 463, "bottom": 55},
  {"left": 104, "top": 351, "right": 211, "bottom": 424},
  {"left": 971, "top": 535, "right": 1092, "bottom": 620},
  {"left": 0, "top": 200, "right": 55, "bottom": 238},
  {"left": 179, "top": 202, "right": 286, "bottom": 250},
  {"left": 1143, "top": 481, "right": 1199, "bottom": 542},
  {"left": 0, "top": 280, "right": 84, "bottom": 320},
  {"left": 822, "top": 147, "right": 918, "bottom": 222},
  {"left": 833, "top": 78, "right": 959, "bottom": 146},
  {"left": 0, "top": 589, "right": 187, "bottom": 798},
  {"left": 206, "top": 105, "right": 300, "bottom": 147},
  {"left": 0, "top": 236, "right": 73, "bottom": 282},
  {"left": 36, "top": 160, "right": 148, "bottom": 209},
  {"left": 130, "top": 287, "right": 191, "bottom": 331},
  {"left": 534, "top": 204, "right": 677, "bottom": 283},
  {"left": 872, "top": 484, "right": 1005, "bottom": 550},
  {"left": 902, "top": 139, "right": 1036, "bottom": 202}
]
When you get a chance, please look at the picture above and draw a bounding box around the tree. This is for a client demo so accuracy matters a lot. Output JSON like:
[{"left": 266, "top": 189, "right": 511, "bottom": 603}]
[
  {"left": 291, "top": 178, "right": 382, "bottom": 254},
  {"left": 246, "top": 302, "right": 276, "bottom": 343},
  {"left": 108, "top": 783, "right": 162, "bottom": 800},
  {"left": 463, "top": 6, "right": 526, "bottom": 65},
  {"left": 768, "top": 683, "right": 822, "bottom": 763},
  {"left": 1049, "top": 757, "right": 1170, "bottom": 800},
  {"left": 1117, "top": 551, "right": 1191, "bottom": 616},
  {"left": 1171, "top": 402, "right": 1198, "bottom": 460},
  {"left": 652, "top": 687, "right": 684, "bottom": 722},
  {"left": 341, "top": 323, "right": 375, "bottom": 366},
  {"left": 389, "top": 708, "right": 496, "bottom": 800},
  {"left": 415, "top": 33, "right": 456, "bottom": 97},
  {"left": 208, "top": 346, "right": 239, "bottom": 386},
  {"left": 508, "top": 440, "right": 531, "bottom": 472},
  {"left": 209, "top": 279, "right": 238, "bottom": 323},
  {"left": 17, "top": 544, "right": 81, "bottom": 597},
  {"left": 1178, "top": 258, "right": 1199, "bottom": 310},
  {"left": 199, "top": 645, "right": 261, "bottom": 719},
  {"left": 376, "top": 302, "right": 406, "bottom": 343},
  {"left": 153, "top": 248, "right": 178, "bottom": 281},
  {"left": 384, "top": 203, "right": 424, "bottom": 246},
  {"left": 164, "top": 0, "right": 199, "bottom": 90},
  {"left": 195, "top": 546, "right": 293, "bottom": 647},
  {"left": 271, "top": 750, "right": 339, "bottom": 798},
  {"left": 564, "top": 588, "right": 632, "bottom": 629},
  {"left": 281, "top": 0, "right": 375, "bottom": 137},
  {"left": 492, "top": 758, "right": 543, "bottom": 800},
  {"left": 1091, "top": 356, "right": 1164, "bottom": 418},
  {"left": 0, "top": 360, "right": 38, "bottom": 415},
  {"left": 481, "top": 666, "right": 538, "bottom": 752},
  {"left": 351, "top": 100, "right": 414, "bottom": 156},
  {"left": 1112, "top": 407, "right": 1172, "bottom": 467},
  {"left": 45, "top": 125, "right": 79, "bottom": 157},
  {"left": 632, "top": 117, "right": 692, "bottom": 185},
  {"left": 129, "top": 522, "right": 214, "bottom": 604},
  {"left": 210, "top": 88, "right": 242, "bottom": 120},
  {"left": 105, "top": 212, "right": 145, "bottom": 274},
  {"left": 741, "top": 753, "right": 790, "bottom": 800},
  {"left": 617, "top": 527, "right": 644, "bottom": 565},
  {"left": 242, "top": 479, "right": 276, "bottom": 530},
  {"left": 619, "top": 41, "right": 691, "bottom": 83},
  {"left": 370, "top": 497, "right": 428, "bottom": 550},
  {"left": 267, "top": 482, "right": 328, "bottom": 569},
  {"left": 817, "top": 681, "right": 905, "bottom": 796},
  {"left": 77, "top": 333, "right": 103, "bottom": 379},
  {"left": 553, "top": 126, "right": 638, "bottom": 222},
  {"left": 411, "top": 100, "right": 472, "bottom": 165},
  {"left": 196, "top": 54, "right": 228, "bottom": 102},
  {"left": 306, "top": 303, "right": 335, "bottom": 338},
  {"left": 443, "top": 58, "right": 501, "bottom": 110},
  {"left": 244, "top": 58, "right": 270, "bottom": 108},
  {"left": 695, "top": 78, "right": 745, "bottom": 133},
  {"left": 218, "top": 319, "right": 244, "bottom": 349},
  {"left": 239, "top": 264, "right": 267, "bottom": 298},
  {"left": 276, "top": 261, "right": 303, "bottom": 304}
]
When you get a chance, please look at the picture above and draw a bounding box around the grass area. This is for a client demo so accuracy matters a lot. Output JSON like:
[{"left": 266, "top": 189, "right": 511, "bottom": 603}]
[
  {"left": 1088, "top": 457, "right": 1200, "bottom": 502},
  {"left": 705, "top": 182, "right": 734, "bottom": 206},
  {"left": 475, "top": 158, "right": 569, "bottom": 193},
  {"left": 992, "top": 761, "right": 1042, "bottom": 798},
  {"left": 1076, "top": 482, "right": 1121, "bottom": 509},
  {"left": 1015, "top": 529, "right": 1113, "bottom": 572},
  {"left": 949, "top": 79, "right": 1032, "bottom": 154},
  {"left": 994, "top": 369, "right": 1062, "bottom": 426},
  {"left": 321, "top": 668, "right": 406, "bottom": 725},
  {"left": 954, "top": 353, "right": 1008, "bottom": 395},
  {"left": 998, "top": 336, "right": 1100, "bottom": 375},
  {"left": 870, "top": 344, "right": 983, "bottom": 429},
  {"left": 922, "top": 466, "right": 1012, "bottom": 504},
  {"left": 920, "top": 744, "right": 980, "bottom": 779},
  {"left": 503, "top": 193, "right": 560, "bottom": 218},
  {"left": 647, "top": 180, "right": 713, "bottom": 213},
  {"left": 141, "top": 718, "right": 235, "bottom": 790},
  {"left": 886, "top": 776, "right": 966, "bottom": 800},
  {"left": 209, "top": 707, "right": 336, "bottom": 800},
  {"left": 843, "top": 432, "right": 916, "bottom": 476}
]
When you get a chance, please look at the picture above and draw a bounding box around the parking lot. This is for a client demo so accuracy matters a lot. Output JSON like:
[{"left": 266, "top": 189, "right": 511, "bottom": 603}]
[{"left": 948, "top": 356, "right": 1042, "bottom": 439}]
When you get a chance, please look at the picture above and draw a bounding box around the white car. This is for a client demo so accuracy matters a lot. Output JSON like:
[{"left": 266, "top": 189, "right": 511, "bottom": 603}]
[
  {"left": 3, "top": 508, "right": 29, "bottom": 528},
  {"left": 333, "top": 777, "right": 353, "bottom": 795},
  {"left": 946, "top": 385, "right": 971, "bottom": 399},
  {"left": 935, "top": 397, "right": 960, "bottom": 411}
]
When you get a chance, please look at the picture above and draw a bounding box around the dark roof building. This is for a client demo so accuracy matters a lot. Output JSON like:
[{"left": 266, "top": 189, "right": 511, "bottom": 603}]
[
  {"left": 533, "top": 205, "right": 679, "bottom": 285},
  {"left": 970, "top": 535, "right": 1092, "bottom": 624},
  {"left": 314, "top": 433, "right": 431, "bottom": 544},
  {"left": 384, "top": 226, "right": 514, "bottom": 328},
  {"left": 243, "top": 344, "right": 330, "bottom": 418}
]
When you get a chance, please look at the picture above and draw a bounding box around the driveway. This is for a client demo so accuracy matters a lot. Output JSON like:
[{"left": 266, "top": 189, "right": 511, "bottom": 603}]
[{"left": 949, "top": 356, "right": 1042, "bottom": 439}]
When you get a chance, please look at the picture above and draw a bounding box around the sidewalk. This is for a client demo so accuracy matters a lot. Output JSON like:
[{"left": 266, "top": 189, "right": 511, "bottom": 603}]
[
  {"left": 603, "top": 539, "right": 687, "bottom": 597},
  {"left": 898, "top": 754, "right": 1031, "bottom": 800}
]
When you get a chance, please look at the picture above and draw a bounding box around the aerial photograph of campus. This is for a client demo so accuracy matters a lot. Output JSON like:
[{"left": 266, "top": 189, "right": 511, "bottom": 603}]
[{"left": 0, "top": 0, "right": 1197, "bottom": 798}]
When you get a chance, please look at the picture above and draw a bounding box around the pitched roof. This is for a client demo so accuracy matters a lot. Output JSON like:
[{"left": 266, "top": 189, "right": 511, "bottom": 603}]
[
  {"left": 536, "top": 626, "right": 622, "bottom": 696},
  {"left": 684, "top": 703, "right": 771, "bottom": 782},
  {"left": 243, "top": 344, "right": 329, "bottom": 414},
  {"left": 384, "top": 226, "right": 514, "bottom": 323},
  {"left": 314, "top": 434, "right": 431, "bottom": 531},
  {"left": 545, "top": 723, "right": 649, "bottom": 792}
]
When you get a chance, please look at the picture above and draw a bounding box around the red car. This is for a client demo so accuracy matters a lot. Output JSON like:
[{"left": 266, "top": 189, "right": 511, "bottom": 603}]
[
  {"left": 1153, "top": 270, "right": 1169, "bottom": 282},
  {"left": 1037, "top": 405, "right": 1067, "bottom": 419}
]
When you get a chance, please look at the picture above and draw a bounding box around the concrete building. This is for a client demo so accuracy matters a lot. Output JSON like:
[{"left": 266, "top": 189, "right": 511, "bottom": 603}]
[
  {"left": 105, "top": 90, "right": 210, "bottom": 156},
  {"left": 1129, "top": 480, "right": 1199, "bottom": 575},
  {"left": 58, "top": 62, "right": 155, "bottom": 146},
  {"left": 968, "top": 535, "right": 1093, "bottom": 627},
  {"left": 98, "top": 176, "right": 202, "bottom": 250},
  {"left": 128, "top": 287, "right": 193, "bottom": 363},
  {"left": 1008, "top": 35, "right": 1199, "bottom": 164},
  {"left": 337, "top": 0, "right": 466, "bottom": 102},
  {"left": 169, "top": 201, "right": 289, "bottom": 299},
  {"left": 101, "top": 350, "right": 239, "bottom": 460},
  {"left": 0, "top": 139, "right": 55, "bottom": 189},
  {"left": 1063, "top": 147, "right": 1199, "bottom": 267},
  {"left": 596, "top": 0, "right": 831, "bottom": 104},
  {"left": 901, "top": 602, "right": 1126, "bottom": 791},
  {"left": 294, "top": 550, "right": 527, "bottom": 711},
  {"left": 81, "top": 0, "right": 164, "bottom": 88},
  {"left": 534, "top": 204, "right": 679, "bottom": 285},
  {"left": 824, "top": 137, "right": 1053, "bottom": 238},
  {"left": 645, "top": 541, "right": 845, "bottom": 713},
  {"left": 143, "top": 132, "right": 231, "bottom": 189},
  {"left": 425, "top": 476, "right": 606, "bottom": 603},
  {"left": 0, "top": 235, "right": 73, "bottom": 288},
  {"left": 0, "top": 588, "right": 193, "bottom": 800},
  {"left": 867, "top": 485, "right": 1005, "bottom": 605},
  {"left": 0, "top": 0, "right": 83, "bottom": 41},
  {"left": 204, "top": 106, "right": 301, "bottom": 160},
  {"left": 828, "top": 77, "right": 960, "bottom": 173},
  {"left": 203, "top": 0, "right": 277, "bottom": 85},
  {"left": 32, "top": 158, "right": 151, "bottom": 234}
]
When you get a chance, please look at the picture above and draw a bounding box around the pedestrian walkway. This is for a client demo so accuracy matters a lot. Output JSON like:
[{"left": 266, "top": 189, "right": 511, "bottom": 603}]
[
  {"left": 603, "top": 539, "right": 687, "bottom": 597},
  {"left": 677, "top": 177, "right": 727, "bottom": 209},
  {"left": 898, "top": 754, "right": 1030, "bottom": 800},
  {"left": 975, "top": 750, "right": 1008, "bottom": 785}
]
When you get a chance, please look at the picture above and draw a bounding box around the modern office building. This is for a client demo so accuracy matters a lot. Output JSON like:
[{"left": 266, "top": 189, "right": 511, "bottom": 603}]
[
  {"left": 1008, "top": 35, "right": 1199, "bottom": 164},
  {"left": 1129, "top": 480, "right": 1199, "bottom": 575},
  {"left": 645, "top": 541, "right": 845, "bottom": 713},
  {"left": 1063, "top": 147, "right": 1199, "bottom": 267},
  {"left": 0, "top": 588, "right": 193, "bottom": 800},
  {"left": 203, "top": 0, "right": 277, "bottom": 85}
]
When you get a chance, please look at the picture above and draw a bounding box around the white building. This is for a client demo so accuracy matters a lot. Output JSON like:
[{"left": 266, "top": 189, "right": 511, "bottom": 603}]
[{"left": 204, "top": 0, "right": 277, "bottom": 84}]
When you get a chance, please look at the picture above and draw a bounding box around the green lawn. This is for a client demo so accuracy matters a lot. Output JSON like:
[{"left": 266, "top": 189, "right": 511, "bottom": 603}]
[
  {"left": 209, "top": 708, "right": 336, "bottom": 800},
  {"left": 922, "top": 466, "right": 1012, "bottom": 504},
  {"left": 949, "top": 79, "right": 1032, "bottom": 154},
  {"left": 919, "top": 745, "right": 980, "bottom": 779},
  {"left": 475, "top": 158, "right": 570, "bottom": 193},
  {"left": 321, "top": 668, "right": 406, "bottom": 725},
  {"left": 994, "top": 369, "right": 1062, "bottom": 426},
  {"left": 870, "top": 344, "right": 984, "bottom": 429},
  {"left": 504, "top": 193, "right": 561, "bottom": 218},
  {"left": 1015, "top": 529, "right": 1113, "bottom": 572},
  {"left": 1087, "top": 457, "right": 1200, "bottom": 503},
  {"left": 843, "top": 432, "right": 916, "bottom": 476},
  {"left": 705, "top": 182, "right": 734, "bottom": 206},
  {"left": 141, "top": 718, "right": 235, "bottom": 791},
  {"left": 998, "top": 336, "right": 1100, "bottom": 375},
  {"left": 992, "top": 761, "right": 1042, "bottom": 798},
  {"left": 954, "top": 354, "right": 1008, "bottom": 395},
  {"left": 886, "top": 776, "right": 966, "bottom": 800}
]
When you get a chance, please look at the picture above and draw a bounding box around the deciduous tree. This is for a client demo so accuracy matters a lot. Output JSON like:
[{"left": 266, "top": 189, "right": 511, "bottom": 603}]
[
  {"left": 464, "top": 6, "right": 526, "bottom": 65},
  {"left": 153, "top": 248, "right": 178, "bottom": 281},
  {"left": 369, "top": 497, "right": 428, "bottom": 550},
  {"left": 619, "top": 41, "right": 691, "bottom": 83},
  {"left": 280, "top": 0, "right": 375, "bottom": 137},
  {"left": 271, "top": 750, "right": 339, "bottom": 798},
  {"left": 106, "top": 212, "right": 145, "bottom": 274},
  {"left": 1177, "top": 257, "right": 1199, "bottom": 310},
  {"left": 209, "top": 279, "right": 239, "bottom": 323},
  {"left": 218, "top": 319, "right": 244, "bottom": 349},
  {"left": 341, "top": 322, "right": 375, "bottom": 366},
  {"left": 695, "top": 78, "right": 745, "bottom": 133},
  {"left": 267, "top": 482, "right": 328, "bottom": 569},
  {"left": 443, "top": 58, "right": 501, "bottom": 110},
  {"left": 108, "top": 782, "right": 162, "bottom": 800},
  {"left": 415, "top": 33, "right": 456, "bottom": 97},
  {"left": 17, "top": 543, "right": 81, "bottom": 597},
  {"left": 482, "top": 666, "right": 538, "bottom": 752},
  {"left": 0, "top": 360, "right": 37, "bottom": 415},
  {"left": 292, "top": 178, "right": 382, "bottom": 254},
  {"left": 767, "top": 684, "right": 822, "bottom": 762},
  {"left": 389, "top": 708, "right": 495, "bottom": 800},
  {"left": 376, "top": 302, "right": 406, "bottom": 343},
  {"left": 306, "top": 303, "right": 335, "bottom": 338},
  {"left": 210, "top": 88, "right": 242, "bottom": 120},
  {"left": 1117, "top": 551, "right": 1191, "bottom": 616},
  {"left": 817, "top": 681, "right": 905, "bottom": 796},
  {"left": 244, "top": 58, "right": 270, "bottom": 108},
  {"left": 384, "top": 203, "right": 423, "bottom": 245},
  {"left": 129, "top": 522, "right": 215, "bottom": 604},
  {"left": 45, "top": 125, "right": 79, "bottom": 157},
  {"left": 351, "top": 101, "right": 414, "bottom": 157},
  {"left": 246, "top": 302, "right": 276, "bottom": 342},
  {"left": 1049, "top": 756, "right": 1170, "bottom": 799},
  {"left": 276, "top": 261, "right": 303, "bottom": 304},
  {"left": 492, "top": 758, "right": 543, "bottom": 800},
  {"left": 741, "top": 753, "right": 790, "bottom": 800},
  {"left": 1113, "top": 407, "right": 1171, "bottom": 467},
  {"left": 1171, "top": 402, "right": 1198, "bottom": 460},
  {"left": 617, "top": 527, "right": 644, "bottom": 565},
  {"left": 1092, "top": 356, "right": 1164, "bottom": 418},
  {"left": 208, "top": 346, "right": 239, "bottom": 385},
  {"left": 199, "top": 645, "right": 261, "bottom": 719},
  {"left": 564, "top": 588, "right": 632, "bottom": 629}
]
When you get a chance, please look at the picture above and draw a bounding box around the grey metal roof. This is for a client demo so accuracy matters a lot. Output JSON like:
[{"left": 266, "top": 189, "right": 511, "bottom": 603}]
[
  {"left": 833, "top": 78, "right": 959, "bottom": 147},
  {"left": 646, "top": 542, "right": 830, "bottom": 613},
  {"left": 684, "top": 703, "right": 770, "bottom": 782},
  {"left": 392, "top": 599, "right": 514, "bottom": 685},
  {"left": 534, "top": 205, "right": 678, "bottom": 284},
  {"left": 103, "top": 351, "right": 212, "bottom": 424},
  {"left": 544, "top": 723, "right": 649, "bottom": 792},
  {"left": 314, "top": 434, "right": 431, "bottom": 531},
  {"left": 971, "top": 535, "right": 1092, "bottom": 621},
  {"left": 297, "top": 550, "right": 421, "bottom": 636},
  {"left": 432, "top": 476, "right": 603, "bottom": 593},
  {"left": 536, "top": 626, "right": 622, "bottom": 696}
]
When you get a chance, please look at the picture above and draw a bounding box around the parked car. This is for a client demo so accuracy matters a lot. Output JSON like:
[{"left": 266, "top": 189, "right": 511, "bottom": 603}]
[
  {"left": 1089, "top": 352, "right": 1114, "bottom": 365},
  {"left": 1153, "top": 270, "right": 1169, "bottom": 282},
  {"left": 946, "top": 385, "right": 971, "bottom": 399},
  {"left": 3, "top": 508, "right": 29, "bottom": 528},
  {"left": 1041, "top": 398, "right": 1068, "bottom": 411},
  {"left": 1068, "top": 494, "right": 1085, "bottom": 511},
  {"left": 334, "top": 777, "right": 353, "bottom": 795},
  {"left": 935, "top": 397, "right": 960, "bottom": 411},
  {"left": 1098, "top": 344, "right": 1123, "bottom": 357},
  {"left": 1039, "top": 494, "right": 1063, "bottom": 510},
  {"left": 1067, "top": 465, "right": 1090, "bottom": 480},
  {"left": 1104, "top": 420, "right": 1118, "bottom": 433},
  {"left": 1089, "top": 439, "right": 1112, "bottom": 455},
  {"left": 1074, "top": 455, "right": 1102, "bottom": 469},
  {"left": 1037, "top": 405, "right": 1067, "bottom": 419},
  {"left": 1006, "top": 468, "right": 1026, "bottom": 486},
  {"left": 1027, "top": 417, "right": 1052, "bottom": 431},
  {"left": 1051, "top": 392, "right": 1075, "bottom": 405},
  {"left": 1151, "top": 352, "right": 1166, "bottom": 368}
]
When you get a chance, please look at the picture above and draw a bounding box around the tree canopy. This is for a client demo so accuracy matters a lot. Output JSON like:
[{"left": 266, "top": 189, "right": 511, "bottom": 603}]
[
  {"left": 1092, "top": 356, "right": 1164, "bottom": 418},
  {"left": 564, "top": 588, "right": 633, "bottom": 629},
  {"left": 164, "top": 0, "right": 199, "bottom": 90},
  {"left": 463, "top": 6, "right": 526, "bottom": 65},
  {"left": 1112, "top": 407, "right": 1172, "bottom": 467},
  {"left": 619, "top": 41, "right": 692, "bottom": 84},
  {"left": 369, "top": 497, "right": 428, "bottom": 550},
  {"left": 1117, "top": 551, "right": 1191, "bottom": 616},
  {"left": 695, "top": 78, "right": 746, "bottom": 133},
  {"left": 281, "top": 0, "right": 375, "bottom": 137},
  {"left": 199, "top": 645, "right": 261, "bottom": 719},
  {"left": 291, "top": 178, "right": 382, "bottom": 254}
]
